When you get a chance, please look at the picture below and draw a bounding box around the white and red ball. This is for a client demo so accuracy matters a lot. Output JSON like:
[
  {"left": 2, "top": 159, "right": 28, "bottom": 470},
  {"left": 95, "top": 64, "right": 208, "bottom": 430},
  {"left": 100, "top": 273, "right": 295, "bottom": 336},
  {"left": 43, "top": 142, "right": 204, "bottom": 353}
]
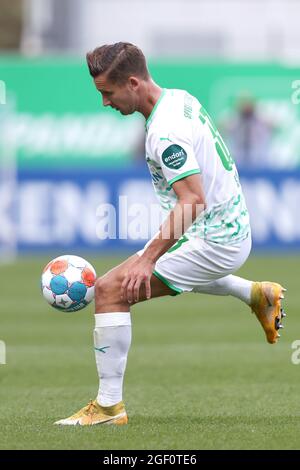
[{"left": 41, "top": 255, "right": 96, "bottom": 312}]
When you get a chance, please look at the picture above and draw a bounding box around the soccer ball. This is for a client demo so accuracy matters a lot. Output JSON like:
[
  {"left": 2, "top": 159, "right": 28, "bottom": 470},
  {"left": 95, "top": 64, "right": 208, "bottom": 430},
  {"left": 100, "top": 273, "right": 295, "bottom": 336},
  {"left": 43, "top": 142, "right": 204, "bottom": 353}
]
[{"left": 41, "top": 255, "right": 96, "bottom": 312}]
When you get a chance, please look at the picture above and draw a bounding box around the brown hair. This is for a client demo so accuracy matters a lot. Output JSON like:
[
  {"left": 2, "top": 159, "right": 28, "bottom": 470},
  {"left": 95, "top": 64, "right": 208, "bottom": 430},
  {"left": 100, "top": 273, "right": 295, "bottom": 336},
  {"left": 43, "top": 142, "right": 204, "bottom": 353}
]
[{"left": 86, "top": 42, "right": 150, "bottom": 83}]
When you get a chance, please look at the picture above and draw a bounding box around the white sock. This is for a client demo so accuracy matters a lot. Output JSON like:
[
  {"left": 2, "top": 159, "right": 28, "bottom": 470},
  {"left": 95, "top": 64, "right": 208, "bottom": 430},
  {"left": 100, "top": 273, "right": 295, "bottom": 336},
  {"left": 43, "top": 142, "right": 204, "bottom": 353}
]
[
  {"left": 94, "top": 312, "right": 131, "bottom": 407},
  {"left": 193, "top": 275, "right": 253, "bottom": 305}
]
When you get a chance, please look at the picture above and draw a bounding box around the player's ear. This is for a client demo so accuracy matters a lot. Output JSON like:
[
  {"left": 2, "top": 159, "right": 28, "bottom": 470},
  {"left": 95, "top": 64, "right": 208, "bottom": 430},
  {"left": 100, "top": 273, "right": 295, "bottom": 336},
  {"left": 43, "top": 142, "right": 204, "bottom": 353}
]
[{"left": 128, "top": 76, "right": 140, "bottom": 91}]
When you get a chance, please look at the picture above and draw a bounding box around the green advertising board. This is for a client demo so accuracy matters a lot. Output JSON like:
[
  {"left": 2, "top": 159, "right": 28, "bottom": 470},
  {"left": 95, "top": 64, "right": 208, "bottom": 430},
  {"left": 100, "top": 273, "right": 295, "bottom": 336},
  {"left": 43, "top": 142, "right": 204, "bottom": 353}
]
[
  {"left": 150, "top": 60, "right": 300, "bottom": 168},
  {"left": 0, "top": 57, "right": 144, "bottom": 168},
  {"left": 1, "top": 57, "right": 300, "bottom": 168}
]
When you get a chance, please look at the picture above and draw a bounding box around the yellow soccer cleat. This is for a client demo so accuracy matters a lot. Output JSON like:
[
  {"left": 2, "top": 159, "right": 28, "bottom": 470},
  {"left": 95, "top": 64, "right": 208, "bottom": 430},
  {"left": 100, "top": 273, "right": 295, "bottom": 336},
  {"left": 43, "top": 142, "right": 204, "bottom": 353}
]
[
  {"left": 54, "top": 400, "right": 128, "bottom": 426},
  {"left": 250, "top": 281, "right": 286, "bottom": 344}
]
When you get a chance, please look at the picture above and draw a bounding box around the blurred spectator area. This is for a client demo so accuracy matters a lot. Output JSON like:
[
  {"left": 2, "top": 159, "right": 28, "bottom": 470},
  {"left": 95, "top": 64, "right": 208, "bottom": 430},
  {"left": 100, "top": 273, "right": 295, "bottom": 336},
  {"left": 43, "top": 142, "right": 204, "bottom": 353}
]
[
  {"left": 219, "top": 93, "right": 276, "bottom": 169},
  {"left": 0, "top": 0, "right": 297, "bottom": 63},
  {"left": 1, "top": 0, "right": 300, "bottom": 170},
  {"left": 0, "top": 0, "right": 22, "bottom": 49}
]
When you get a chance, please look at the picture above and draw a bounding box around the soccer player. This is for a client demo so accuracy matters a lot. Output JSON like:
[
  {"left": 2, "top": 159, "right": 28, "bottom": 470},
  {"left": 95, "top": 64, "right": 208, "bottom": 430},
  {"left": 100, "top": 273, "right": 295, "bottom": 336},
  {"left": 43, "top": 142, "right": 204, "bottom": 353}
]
[{"left": 55, "top": 43, "right": 286, "bottom": 426}]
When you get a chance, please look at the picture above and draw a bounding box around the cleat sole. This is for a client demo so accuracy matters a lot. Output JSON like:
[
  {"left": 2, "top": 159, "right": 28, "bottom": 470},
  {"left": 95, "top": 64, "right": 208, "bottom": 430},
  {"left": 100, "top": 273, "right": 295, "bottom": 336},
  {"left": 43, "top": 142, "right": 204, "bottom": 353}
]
[
  {"left": 265, "top": 284, "right": 285, "bottom": 343},
  {"left": 275, "top": 316, "right": 281, "bottom": 330},
  {"left": 251, "top": 282, "right": 287, "bottom": 344},
  {"left": 281, "top": 308, "right": 286, "bottom": 317}
]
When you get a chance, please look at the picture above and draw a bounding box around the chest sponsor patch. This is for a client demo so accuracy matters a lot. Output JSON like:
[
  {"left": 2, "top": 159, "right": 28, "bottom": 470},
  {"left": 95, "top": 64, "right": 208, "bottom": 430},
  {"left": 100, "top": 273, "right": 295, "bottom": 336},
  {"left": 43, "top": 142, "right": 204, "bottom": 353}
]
[{"left": 162, "top": 145, "right": 187, "bottom": 169}]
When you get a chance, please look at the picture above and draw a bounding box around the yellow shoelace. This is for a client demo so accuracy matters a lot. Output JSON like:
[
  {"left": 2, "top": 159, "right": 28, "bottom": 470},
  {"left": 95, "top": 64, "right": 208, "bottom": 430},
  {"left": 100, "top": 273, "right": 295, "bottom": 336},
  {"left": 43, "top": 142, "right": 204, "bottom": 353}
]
[{"left": 84, "top": 400, "right": 98, "bottom": 415}]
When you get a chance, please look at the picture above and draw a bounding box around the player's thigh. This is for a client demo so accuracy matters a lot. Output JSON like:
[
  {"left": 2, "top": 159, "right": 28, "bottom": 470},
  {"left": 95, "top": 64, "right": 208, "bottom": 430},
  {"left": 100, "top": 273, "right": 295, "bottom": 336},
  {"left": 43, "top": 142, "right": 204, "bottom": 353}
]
[
  {"left": 136, "top": 272, "right": 176, "bottom": 302},
  {"left": 96, "top": 254, "right": 174, "bottom": 302}
]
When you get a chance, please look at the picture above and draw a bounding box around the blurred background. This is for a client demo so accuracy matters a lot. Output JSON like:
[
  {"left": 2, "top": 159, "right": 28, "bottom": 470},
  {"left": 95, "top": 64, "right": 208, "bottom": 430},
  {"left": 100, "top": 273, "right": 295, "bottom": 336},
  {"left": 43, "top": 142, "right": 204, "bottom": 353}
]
[
  {"left": 1, "top": 0, "right": 300, "bottom": 451},
  {"left": 1, "top": 0, "right": 300, "bottom": 258}
]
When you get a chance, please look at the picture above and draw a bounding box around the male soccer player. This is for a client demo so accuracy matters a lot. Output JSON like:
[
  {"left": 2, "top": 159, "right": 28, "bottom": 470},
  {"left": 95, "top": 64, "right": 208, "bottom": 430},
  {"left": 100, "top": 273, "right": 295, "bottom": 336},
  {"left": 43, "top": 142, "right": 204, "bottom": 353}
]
[{"left": 55, "top": 42, "right": 286, "bottom": 426}]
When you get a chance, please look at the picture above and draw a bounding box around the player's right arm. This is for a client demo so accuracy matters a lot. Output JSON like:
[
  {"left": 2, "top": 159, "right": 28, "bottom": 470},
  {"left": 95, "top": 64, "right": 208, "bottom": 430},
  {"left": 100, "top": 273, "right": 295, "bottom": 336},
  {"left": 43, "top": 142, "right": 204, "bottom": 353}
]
[
  {"left": 120, "top": 172, "right": 206, "bottom": 304},
  {"left": 142, "top": 172, "right": 206, "bottom": 263},
  {"left": 121, "top": 118, "right": 206, "bottom": 302}
]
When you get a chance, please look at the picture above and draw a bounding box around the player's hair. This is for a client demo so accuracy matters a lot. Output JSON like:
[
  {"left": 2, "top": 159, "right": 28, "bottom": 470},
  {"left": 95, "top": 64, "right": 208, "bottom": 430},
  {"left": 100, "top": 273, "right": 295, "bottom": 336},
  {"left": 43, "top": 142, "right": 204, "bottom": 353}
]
[{"left": 86, "top": 42, "right": 150, "bottom": 84}]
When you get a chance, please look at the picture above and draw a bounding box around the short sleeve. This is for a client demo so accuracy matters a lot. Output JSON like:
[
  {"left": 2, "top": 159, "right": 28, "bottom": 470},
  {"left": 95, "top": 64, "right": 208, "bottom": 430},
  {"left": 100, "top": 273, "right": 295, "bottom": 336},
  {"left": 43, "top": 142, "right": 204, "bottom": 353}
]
[{"left": 151, "top": 127, "right": 201, "bottom": 187}]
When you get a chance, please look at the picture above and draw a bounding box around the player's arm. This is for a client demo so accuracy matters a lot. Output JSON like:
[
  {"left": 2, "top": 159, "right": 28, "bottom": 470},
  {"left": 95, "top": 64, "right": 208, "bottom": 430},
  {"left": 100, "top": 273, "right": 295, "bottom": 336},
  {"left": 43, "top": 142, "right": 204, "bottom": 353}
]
[
  {"left": 121, "top": 173, "right": 206, "bottom": 303},
  {"left": 121, "top": 123, "right": 203, "bottom": 303},
  {"left": 142, "top": 173, "right": 206, "bottom": 263}
]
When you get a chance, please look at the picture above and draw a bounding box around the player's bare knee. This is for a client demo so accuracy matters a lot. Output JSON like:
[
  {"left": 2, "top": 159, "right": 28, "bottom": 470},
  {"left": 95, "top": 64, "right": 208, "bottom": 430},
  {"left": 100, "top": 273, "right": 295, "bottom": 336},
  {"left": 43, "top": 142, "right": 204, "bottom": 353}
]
[
  {"left": 94, "top": 274, "right": 129, "bottom": 311},
  {"left": 94, "top": 275, "right": 121, "bottom": 301},
  {"left": 95, "top": 276, "right": 110, "bottom": 299}
]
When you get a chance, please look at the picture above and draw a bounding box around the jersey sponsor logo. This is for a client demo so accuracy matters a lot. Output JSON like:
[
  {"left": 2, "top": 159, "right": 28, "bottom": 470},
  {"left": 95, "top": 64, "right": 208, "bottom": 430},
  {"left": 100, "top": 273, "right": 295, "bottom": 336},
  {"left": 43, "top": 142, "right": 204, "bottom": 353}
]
[{"left": 162, "top": 145, "right": 187, "bottom": 169}]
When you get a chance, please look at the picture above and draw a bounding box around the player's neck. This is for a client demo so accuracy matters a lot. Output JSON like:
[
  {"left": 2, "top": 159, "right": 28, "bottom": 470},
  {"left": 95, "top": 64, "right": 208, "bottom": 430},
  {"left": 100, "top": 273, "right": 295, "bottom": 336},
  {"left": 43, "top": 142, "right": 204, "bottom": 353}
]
[{"left": 138, "top": 81, "right": 163, "bottom": 121}]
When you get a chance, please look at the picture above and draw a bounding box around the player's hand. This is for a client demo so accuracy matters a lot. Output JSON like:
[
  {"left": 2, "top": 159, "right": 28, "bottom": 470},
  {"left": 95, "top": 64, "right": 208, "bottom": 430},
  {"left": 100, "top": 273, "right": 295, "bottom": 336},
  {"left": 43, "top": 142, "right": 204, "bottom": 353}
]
[{"left": 121, "top": 257, "right": 155, "bottom": 304}]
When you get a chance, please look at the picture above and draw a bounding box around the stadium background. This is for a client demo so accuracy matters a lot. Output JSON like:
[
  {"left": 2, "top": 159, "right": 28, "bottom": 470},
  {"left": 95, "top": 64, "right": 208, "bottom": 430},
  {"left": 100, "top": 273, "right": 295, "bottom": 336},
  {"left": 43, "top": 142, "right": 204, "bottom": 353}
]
[{"left": 0, "top": 0, "right": 300, "bottom": 450}]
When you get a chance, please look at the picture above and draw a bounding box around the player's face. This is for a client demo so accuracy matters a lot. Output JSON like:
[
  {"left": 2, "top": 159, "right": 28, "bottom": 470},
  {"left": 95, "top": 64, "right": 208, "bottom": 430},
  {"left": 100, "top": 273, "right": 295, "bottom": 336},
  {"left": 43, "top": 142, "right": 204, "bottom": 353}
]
[{"left": 94, "top": 74, "right": 138, "bottom": 115}]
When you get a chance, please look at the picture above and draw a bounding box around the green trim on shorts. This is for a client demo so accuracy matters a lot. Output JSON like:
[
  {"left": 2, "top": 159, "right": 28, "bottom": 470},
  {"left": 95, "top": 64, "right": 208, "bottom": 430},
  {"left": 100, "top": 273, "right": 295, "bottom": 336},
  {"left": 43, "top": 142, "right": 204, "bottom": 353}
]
[
  {"left": 168, "top": 169, "right": 201, "bottom": 187},
  {"left": 153, "top": 270, "right": 182, "bottom": 295}
]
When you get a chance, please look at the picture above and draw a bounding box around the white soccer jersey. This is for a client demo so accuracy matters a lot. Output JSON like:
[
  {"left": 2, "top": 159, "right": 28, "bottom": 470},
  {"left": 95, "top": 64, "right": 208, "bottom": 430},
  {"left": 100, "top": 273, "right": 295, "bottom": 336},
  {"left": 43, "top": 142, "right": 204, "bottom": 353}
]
[{"left": 145, "top": 88, "right": 250, "bottom": 245}]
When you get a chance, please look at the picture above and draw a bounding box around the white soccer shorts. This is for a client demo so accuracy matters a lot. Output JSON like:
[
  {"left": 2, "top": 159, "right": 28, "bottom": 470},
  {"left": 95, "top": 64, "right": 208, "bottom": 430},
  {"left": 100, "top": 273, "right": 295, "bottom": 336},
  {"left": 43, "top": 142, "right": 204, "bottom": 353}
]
[{"left": 137, "top": 233, "right": 252, "bottom": 295}]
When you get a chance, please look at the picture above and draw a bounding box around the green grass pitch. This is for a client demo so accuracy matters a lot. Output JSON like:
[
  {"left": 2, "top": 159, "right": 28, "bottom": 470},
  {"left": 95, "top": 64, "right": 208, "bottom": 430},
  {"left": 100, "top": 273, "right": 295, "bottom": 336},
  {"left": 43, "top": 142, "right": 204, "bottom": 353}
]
[{"left": 0, "top": 254, "right": 299, "bottom": 450}]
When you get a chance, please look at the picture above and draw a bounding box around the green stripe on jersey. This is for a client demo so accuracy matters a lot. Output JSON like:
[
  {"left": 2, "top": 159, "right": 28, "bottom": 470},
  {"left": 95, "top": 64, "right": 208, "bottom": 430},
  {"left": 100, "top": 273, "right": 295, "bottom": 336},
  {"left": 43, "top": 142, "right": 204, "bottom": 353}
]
[{"left": 168, "top": 169, "right": 201, "bottom": 186}]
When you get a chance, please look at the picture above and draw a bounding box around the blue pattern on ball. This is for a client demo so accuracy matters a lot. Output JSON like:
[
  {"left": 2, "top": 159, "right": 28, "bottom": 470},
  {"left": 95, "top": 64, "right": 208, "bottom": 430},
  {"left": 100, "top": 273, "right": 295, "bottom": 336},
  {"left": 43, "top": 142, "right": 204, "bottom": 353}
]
[
  {"left": 68, "top": 282, "right": 87, "bottom": 302},
  {"left": 50, "top": 275, "right": 68, "bottom": 295}
]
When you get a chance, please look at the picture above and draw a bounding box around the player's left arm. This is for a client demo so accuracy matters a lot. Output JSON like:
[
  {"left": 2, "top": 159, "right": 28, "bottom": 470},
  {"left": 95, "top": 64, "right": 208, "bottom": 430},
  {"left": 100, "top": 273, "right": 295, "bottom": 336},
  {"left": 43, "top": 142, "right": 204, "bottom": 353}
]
[{"left": 121, "top": 173, "right": 206, "bottom": 303}]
